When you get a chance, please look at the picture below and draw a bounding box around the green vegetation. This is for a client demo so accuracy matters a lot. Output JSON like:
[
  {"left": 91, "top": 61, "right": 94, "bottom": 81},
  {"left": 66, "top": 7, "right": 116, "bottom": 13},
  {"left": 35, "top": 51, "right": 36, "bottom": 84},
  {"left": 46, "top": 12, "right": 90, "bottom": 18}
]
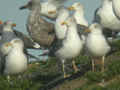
[{"left": 0, "top": 51, "right": 120, "bottom": 90}]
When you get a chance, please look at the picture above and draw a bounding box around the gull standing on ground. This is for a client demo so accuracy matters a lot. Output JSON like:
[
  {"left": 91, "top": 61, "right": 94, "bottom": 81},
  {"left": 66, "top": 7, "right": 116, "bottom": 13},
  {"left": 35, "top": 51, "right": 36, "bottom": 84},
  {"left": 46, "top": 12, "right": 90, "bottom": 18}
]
[
  {"left": 94, "top": 0, "right": 120, "bottom": 31},
  {"left": 19, "top": 0, "right": 55, "bottom": 48},
  {"left": 85, "top": 23, "right": 111, "bottom": 72},
  {"left": 112, "top": 0, "right": 120, "bottom": 20},
  {"left": 46, "top": 17, "right": 83, "bottom": 78},
  {"left": 3, "top": 38, "right": 28, "bottom": 79}
]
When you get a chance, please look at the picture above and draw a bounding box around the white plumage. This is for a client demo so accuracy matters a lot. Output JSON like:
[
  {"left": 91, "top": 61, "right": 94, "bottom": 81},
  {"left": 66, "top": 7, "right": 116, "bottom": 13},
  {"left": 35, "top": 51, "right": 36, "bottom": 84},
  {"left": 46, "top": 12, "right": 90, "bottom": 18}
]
[
  {"left": 85, "top": 23, "right": 111, "bottom": 72},
  {"left": 68, "top": 2, "right": 88, "bottom": 26},
  {"left": 56, "top": 19, "right": 83, "bottom": 59},
  {"left": 112, "top": 0, "right": 120, "bottom": 20},
  {"left": 55, "top": 17, "right": 83, "bottom": 78},
  {"left": 95, "top": 0, "right": 120, "bottom": 31},
  {"left": 4, "top": 38, "right": 28, "bottom": 74},
  {"left": 55, "top": 8, "right": 70, "bottom": 39},
  {"left": 86, "top": 23, "right": 110, "bottom": 56},
  {"left": 68, "top": 2, "right": 88, "bottom": 45},
  {"left": 40, "top": 0, "right": 66, "bottom": 19}
]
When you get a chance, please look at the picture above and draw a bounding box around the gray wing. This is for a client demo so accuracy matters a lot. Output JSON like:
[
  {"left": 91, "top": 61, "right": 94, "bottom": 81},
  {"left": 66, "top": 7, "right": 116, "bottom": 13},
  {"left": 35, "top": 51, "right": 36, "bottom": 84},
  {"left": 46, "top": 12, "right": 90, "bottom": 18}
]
[
  {"left": 93, "top": 7, "right": 101, "bottom": 23},
  {"left": 48, "top": 40, "right": 63, "bottom": 56},
  {"left": 13, "top": 30, "right": 40, "bottom": 49},
  {"left": 77, "top": 24, "right": 88, "bottom": 39},
  {"left": 1, "top": 31, "right": 17, "bottom": 44}
]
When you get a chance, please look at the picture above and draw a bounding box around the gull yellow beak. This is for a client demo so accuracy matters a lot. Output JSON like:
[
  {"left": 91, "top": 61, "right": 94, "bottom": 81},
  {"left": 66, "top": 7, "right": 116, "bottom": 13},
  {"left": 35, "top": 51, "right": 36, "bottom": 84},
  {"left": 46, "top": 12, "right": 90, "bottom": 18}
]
[
  {"left": 84, "top": 29, "right": 91, "bottom": 33},
  {"left": 12, "top": 23, "right": 16, "bottom": 27},
  {"left": 61, "top": 22, "right": 67, "bottom": 25},
  {"left": 0, "top": 20, "right": 3, "bottom": 24},
  {"left": 5, "top": 42, "right": 12, "bottom": 47},
  {"left": 48, "top": 11, "right": 56, "bottom": 14},
  {"left": 67, "top": 6, "right": 75, "bottom": 11}
]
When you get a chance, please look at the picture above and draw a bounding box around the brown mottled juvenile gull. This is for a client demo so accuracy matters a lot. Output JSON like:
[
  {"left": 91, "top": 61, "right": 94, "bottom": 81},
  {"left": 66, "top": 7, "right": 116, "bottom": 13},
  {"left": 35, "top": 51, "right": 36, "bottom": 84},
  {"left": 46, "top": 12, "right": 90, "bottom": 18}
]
[{"left": 19, "top": 0, "right": 55, "bottom": 48}]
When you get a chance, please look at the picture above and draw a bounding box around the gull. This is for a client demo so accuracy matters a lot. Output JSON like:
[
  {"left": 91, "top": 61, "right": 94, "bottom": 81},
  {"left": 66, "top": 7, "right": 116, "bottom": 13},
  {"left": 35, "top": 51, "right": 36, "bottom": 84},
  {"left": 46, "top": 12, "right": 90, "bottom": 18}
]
[
  {"left": 40, "top": 0, "right": 67, "bottom": 19},
  {"left": 55, "top": 8, "right": 70, "bottom": 40},
  {"left": 94, "top": 0, "right": 120, "bottom": 31},
  {"left": 0, "top": 21, "right": 40, "bottom": 61},
  {"left": 3, "top": 38, "right": 28, "bottom": 80},
  {"left": 67, "top": 2, "right": 88, "bottom": 26},
  {"left": 19, "top": 0, "right": 55, "bottom": 48},
  {"left": 55, "top": 7, "right": 88, "bottom": 41},
  {"left": 112, "top": 0, "right": 120, "bottom": 20},
  {"left": 85, "top": 23, "right": 111, "bottom": 72},
  {"left": 0, "top": 21, "right": 17, "bottom": 55},
  {"left": 67, "top": 2, "right": 89, "bottom": 44},
  {"left": 44, "top": 17, "right": 83, "bottom": 78},
  {"left": 0, "top": 20, "right": 40, "bottom": 49}
]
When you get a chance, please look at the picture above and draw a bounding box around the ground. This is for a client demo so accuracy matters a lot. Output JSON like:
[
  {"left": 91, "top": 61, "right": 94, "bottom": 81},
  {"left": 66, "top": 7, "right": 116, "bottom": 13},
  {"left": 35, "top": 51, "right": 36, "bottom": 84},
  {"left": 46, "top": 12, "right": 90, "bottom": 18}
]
[{"left": 0, "top": 49, "right": 120, "bottom": 90}]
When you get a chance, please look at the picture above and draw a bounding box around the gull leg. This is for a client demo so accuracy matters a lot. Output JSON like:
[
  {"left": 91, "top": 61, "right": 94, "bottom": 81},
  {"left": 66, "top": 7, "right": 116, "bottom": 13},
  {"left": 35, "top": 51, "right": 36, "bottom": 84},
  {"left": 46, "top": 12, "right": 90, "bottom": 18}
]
[
  {"left": 7, "top": 75, "right": 10, "bottom": 82},
  {"left": 72, "top": 59, "right": 79, "bottom": 73},
  {"left": 92, "top": 59, "right": 95, "bottom": 72},
  {"left": 101, "top": 56, "right": 105, "bottom": 72},
  {"left": 18, "top": 75, "right": 22, "bottom": 80},
  {"left": 62, "top": 60, "right": 70, "bottom": 78}
]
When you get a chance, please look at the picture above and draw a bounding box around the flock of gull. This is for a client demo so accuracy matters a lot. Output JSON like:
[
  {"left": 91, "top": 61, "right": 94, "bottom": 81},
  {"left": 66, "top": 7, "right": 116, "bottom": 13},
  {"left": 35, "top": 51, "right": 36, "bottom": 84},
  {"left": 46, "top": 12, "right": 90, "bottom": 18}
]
[{"left": 0, "top": 0, "right": 120, "bottom": 79}]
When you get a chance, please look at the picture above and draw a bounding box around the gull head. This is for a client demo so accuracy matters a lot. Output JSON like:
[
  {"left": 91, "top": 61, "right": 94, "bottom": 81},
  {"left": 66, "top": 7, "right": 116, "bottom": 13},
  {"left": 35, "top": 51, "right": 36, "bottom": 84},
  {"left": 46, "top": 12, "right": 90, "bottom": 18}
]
[
  {"left": 10, "top": 38, "right": 24, "bottom": 49},
  {"left": 1, "top": 42, "right": 13, "bottom": 54},
  {"left": 3, "top": 21, "right": 16, "bottom": 30},
  {"left": 89, "top": 23, "right": 103, "bottom": 34},
  {"left": 19, "top": 0, "right": 41, "bottom": 10},
  {"left": 57, "top": 8, "right": 69, "bottom": 19},
  {"left": 68, "top": 2, "right": 84, "bottom": 11},
  {"left": 61, "top": 17, "right": 76, "bottom": 27}
]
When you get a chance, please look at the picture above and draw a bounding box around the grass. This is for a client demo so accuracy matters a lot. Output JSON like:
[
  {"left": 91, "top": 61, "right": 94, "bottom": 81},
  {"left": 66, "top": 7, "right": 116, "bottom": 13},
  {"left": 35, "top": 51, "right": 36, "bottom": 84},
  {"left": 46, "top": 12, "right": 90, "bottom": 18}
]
[{"left": 0, "top": 51, "right": 120, "bottom": 90}]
